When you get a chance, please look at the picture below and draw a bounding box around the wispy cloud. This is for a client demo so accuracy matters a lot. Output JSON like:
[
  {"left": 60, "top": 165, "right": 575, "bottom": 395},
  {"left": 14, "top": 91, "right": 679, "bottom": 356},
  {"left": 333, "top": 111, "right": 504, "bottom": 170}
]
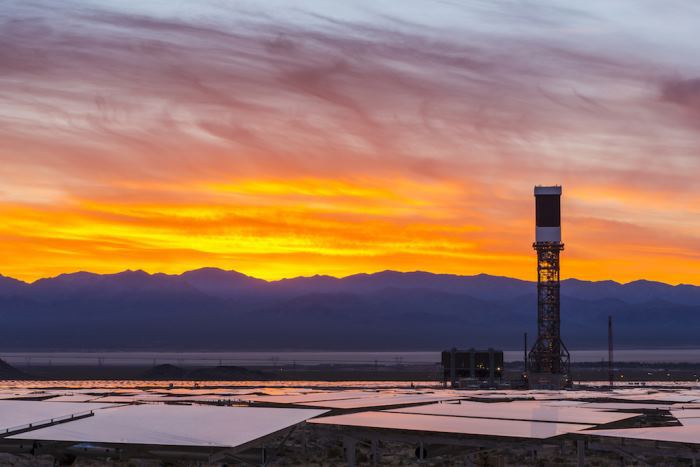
[{"left": 0, "top": 0, "right": 699, "bottom": 283}]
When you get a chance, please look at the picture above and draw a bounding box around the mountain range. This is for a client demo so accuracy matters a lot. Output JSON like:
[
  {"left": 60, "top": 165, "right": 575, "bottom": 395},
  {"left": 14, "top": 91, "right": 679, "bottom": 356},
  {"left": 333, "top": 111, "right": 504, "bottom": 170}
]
[{"left": 0, "top": 268, "right": 698, "bottom": 350}]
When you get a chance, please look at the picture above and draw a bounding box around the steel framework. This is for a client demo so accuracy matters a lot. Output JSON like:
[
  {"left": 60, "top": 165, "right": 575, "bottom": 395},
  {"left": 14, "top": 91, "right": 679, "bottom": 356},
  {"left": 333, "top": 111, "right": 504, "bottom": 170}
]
[{"left": 528, "top": 241, "right": 570, "bottom": 386}]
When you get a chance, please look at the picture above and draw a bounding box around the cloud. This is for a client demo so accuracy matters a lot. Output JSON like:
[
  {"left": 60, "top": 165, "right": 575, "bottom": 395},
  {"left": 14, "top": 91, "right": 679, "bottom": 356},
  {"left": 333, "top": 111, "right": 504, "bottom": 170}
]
[
  {"left": 0, "top": 0, "right": 699, "bottom": 283},
  {"left": 662, "top": 78, "right": 700, "bottom": 112}
]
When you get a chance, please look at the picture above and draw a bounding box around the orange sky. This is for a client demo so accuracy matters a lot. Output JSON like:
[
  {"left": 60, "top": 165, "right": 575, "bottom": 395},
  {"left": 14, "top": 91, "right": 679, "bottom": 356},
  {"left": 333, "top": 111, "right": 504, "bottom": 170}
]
[{"left": 2, "top": 1, "right": 700, "bottom": 284}]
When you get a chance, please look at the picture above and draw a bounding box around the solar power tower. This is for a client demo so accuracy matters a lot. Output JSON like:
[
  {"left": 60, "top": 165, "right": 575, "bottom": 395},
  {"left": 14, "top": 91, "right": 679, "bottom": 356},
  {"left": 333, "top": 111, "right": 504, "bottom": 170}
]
[{"left": 527, "top": 185, "right": 571, "bottom": 389}]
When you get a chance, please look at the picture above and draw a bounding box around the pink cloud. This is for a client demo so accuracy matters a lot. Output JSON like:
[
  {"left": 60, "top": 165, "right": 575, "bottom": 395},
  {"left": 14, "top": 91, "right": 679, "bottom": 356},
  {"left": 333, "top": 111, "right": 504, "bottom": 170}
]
[{"left": 0, "top": 0, "right": 699, "bottom": 282}]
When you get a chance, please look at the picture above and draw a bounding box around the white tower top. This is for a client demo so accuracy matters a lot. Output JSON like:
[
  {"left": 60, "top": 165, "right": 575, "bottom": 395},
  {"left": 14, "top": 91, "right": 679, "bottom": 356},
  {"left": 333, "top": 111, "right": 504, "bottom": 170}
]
[{"left": 535, "top": 185, "right": 562, "bottom": 243}]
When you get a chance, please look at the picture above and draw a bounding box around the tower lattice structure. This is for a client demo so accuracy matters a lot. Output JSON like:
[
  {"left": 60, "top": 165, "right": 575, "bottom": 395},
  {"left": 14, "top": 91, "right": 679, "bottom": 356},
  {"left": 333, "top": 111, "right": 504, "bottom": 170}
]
[
  {"left": 527, "top": 185, "right": 570, "bottom": 388},
  {"left": 528, "top": 242, "right": 569, "bottom": 376}
]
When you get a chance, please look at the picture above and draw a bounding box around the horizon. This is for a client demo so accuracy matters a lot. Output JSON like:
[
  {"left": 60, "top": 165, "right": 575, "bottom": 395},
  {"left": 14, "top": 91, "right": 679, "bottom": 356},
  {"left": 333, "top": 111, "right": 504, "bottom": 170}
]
[{"left": 1, "top": 266, "right": 695, "bottom": 287}]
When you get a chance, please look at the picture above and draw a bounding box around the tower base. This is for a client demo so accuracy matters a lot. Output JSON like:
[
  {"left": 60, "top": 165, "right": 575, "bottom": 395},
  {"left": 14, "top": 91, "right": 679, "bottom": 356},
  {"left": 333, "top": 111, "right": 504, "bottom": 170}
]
[{"left": 527, "top": 372, "right": 571, "bottom": 390}]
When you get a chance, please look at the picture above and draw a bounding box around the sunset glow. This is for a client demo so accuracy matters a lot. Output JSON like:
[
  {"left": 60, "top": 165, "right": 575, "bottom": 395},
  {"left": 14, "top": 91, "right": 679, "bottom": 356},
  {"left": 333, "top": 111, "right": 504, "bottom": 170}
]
[{"left": 2, "top": 0, "right": 699, "bottom": 284}]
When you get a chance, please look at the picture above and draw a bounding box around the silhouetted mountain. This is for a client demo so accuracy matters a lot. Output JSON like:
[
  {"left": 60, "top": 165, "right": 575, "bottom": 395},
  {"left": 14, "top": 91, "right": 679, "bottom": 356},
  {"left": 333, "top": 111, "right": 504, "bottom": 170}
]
[
  {"left": 0, "top": 269, "right": 698, "bottom": 349},
  {"left": 0, "top": 358, "right": 31, "bottom": 380},
  {"left": 179, "top": 268, "right": 267, "bottom": 297},
  {"left": 0, "top": 275, "right": 28, "bottom": 296},
  {"left": 30, "top": 271, "right": 102, "bottom": 300},
  {"left": 562, "top": 278, "right": 700, "bottom": 306},
  {"left": 268, "top": 271, "right": 533, "bottom": 301},
  {"left": 36, "top": 270, "right": 207, "bottom": 301}
]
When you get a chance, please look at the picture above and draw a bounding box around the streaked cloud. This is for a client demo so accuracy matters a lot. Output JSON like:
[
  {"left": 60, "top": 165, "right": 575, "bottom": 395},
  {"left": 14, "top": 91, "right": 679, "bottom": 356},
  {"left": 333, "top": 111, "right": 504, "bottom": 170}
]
[{"left": 1, "top": 0, "right": 699, "bottom": 283}]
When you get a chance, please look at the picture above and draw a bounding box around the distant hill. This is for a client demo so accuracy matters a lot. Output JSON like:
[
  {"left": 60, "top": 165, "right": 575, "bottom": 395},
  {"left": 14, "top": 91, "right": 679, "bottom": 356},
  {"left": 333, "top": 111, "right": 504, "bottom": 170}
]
[
  {"left": 0, "top": 268, "right": 698, "bottom": 350},
  {"left": 0, "top": 275, "right": 28, "bottom": 296},
  {"left": 0, "top": 358, "right": 31, "bottom": 380}
]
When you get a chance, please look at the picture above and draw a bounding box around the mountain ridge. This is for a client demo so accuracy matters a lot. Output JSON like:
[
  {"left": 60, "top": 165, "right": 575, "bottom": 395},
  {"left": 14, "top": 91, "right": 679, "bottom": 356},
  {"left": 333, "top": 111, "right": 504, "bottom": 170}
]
[
  {"left": 3, "top": 268, "right": 700, "bottom": 305},
  {"left": 0, "top": 268, "right": 698, "bottom": 350},
  {"left": 7, "top": 267, "right": 695, "bottom": 287}
]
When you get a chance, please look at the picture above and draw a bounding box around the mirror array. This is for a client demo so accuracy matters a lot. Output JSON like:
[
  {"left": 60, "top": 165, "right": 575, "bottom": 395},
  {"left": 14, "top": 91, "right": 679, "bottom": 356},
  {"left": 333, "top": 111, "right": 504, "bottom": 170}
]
[{"left": 0, "top": 385, "right": 698, "bottom": 463}]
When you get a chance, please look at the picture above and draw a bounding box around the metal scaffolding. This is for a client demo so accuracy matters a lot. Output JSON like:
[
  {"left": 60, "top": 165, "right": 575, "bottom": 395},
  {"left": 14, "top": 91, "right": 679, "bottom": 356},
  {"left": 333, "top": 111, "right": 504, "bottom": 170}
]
[{"left": 528, "top": 241, "right": 570, "bottom": 387}]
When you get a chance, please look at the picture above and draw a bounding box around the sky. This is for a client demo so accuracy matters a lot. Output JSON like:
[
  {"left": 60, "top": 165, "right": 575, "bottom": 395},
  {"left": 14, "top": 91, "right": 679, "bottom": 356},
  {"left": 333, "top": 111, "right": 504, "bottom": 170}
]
[{"left": 1, "top": 0, "right": 700, "bottom": 284}]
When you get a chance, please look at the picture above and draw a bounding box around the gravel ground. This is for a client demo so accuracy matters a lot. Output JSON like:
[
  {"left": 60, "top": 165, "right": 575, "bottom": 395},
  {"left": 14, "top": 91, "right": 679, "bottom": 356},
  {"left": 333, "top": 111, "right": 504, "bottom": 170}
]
[{"left": 0, "top": 425, "right": 693, "bottom": 467}]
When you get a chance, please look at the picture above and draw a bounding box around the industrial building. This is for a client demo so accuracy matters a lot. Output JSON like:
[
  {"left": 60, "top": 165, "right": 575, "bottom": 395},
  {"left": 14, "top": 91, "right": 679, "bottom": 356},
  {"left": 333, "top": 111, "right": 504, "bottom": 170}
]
[{"left": 441, "top": 348, "right": 504, "bottom": 388}]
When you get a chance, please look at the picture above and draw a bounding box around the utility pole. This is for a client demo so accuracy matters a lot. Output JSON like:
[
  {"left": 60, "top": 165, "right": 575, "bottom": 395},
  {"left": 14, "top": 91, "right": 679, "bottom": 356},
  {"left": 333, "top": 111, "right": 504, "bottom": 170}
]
[{"left": 608, "top": 315, "right": 614, "bottom": 389}]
